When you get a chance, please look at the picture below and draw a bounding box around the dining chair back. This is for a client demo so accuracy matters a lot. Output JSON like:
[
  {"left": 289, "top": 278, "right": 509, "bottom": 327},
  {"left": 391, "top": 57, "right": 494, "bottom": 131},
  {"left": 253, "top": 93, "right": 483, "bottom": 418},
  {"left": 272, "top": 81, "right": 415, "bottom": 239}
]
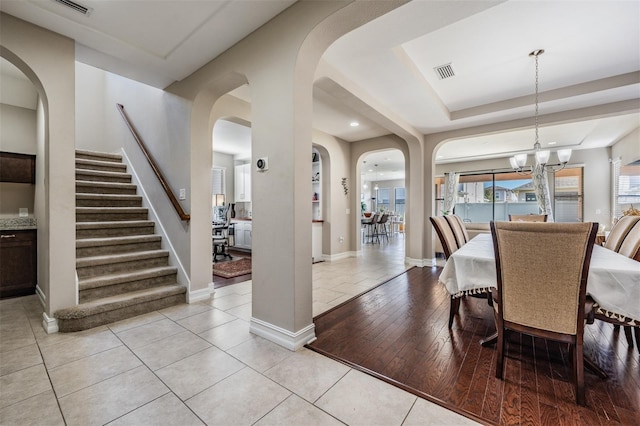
[
  {"left": 377, "top": 213, "right": 390, "bottom": 242},
  {"left": 444, "top": 215, "right": 468, "bottom": 247},
  {"left": 617, "top": 220, "right": 640, "bottom": 261},
  {"left": 490, "top": 221, "right": 598, "bottom": 405},
  {"left": 430, "top": 216, "right": 460, "bottom": 259},
  {"left": 605, "top": 215, "right": 640, "bottom": 252},
  {"left": 508, "top": 214, "right": 548, "bottom": 222}
]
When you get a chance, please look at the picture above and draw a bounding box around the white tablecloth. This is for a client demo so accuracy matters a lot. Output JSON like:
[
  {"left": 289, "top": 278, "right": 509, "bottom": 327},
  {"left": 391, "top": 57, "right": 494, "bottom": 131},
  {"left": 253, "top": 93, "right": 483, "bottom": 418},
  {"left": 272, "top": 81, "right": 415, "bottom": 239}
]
[{"left": 439, "top": 233, "right": 640, "bottom": 322}]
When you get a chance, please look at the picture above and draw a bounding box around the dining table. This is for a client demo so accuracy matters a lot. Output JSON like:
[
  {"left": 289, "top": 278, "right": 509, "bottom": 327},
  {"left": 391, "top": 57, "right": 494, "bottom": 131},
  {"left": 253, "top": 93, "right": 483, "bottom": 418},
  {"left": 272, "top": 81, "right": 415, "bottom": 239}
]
[
  {"left": 439, "top": 233, "right": 640, "bottom": 378},
  {"left": 439, "top": 233, "right": 640, "bottom": 324}
]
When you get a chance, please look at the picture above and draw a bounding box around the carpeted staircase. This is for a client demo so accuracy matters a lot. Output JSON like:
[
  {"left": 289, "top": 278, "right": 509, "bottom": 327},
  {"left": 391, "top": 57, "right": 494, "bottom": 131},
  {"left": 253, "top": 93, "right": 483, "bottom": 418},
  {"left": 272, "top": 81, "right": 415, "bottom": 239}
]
[{"left": 54, "top": 149, "right": 186, "bottom": 332}]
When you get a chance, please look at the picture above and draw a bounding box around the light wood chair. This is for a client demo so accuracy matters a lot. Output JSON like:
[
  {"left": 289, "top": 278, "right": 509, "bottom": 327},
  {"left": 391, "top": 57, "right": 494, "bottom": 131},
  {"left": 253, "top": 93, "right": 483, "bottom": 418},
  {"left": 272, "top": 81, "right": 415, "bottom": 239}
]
[
  {"left": 490, "top": 221, "right": 598, "bottom": 406},
  {"left": 508, "top": 214, "right": 548, "bottom": 222}
]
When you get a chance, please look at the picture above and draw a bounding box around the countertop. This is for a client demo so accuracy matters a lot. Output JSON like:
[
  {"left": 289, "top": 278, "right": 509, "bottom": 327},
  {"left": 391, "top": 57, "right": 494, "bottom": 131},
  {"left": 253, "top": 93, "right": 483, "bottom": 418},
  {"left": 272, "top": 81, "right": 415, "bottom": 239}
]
[{"left": 0, "top": 217, "right": 37, "bottom": 230}]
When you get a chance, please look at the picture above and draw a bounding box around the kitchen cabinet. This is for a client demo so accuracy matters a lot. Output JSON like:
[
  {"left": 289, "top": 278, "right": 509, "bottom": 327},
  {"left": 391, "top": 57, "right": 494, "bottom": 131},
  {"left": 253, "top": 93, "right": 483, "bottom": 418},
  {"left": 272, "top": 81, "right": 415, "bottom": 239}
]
[
  {"left": 233, "top": 221, "right": 252, "bottom": 249},
  {"left": 0, "top": 152, "right": 36, "bottom": 184},
  {"left": 235, "top": 163, "right": 251, "bottom": 202},
  {"left": 0, "top": 229, "right": 37, "bottom": 298}
]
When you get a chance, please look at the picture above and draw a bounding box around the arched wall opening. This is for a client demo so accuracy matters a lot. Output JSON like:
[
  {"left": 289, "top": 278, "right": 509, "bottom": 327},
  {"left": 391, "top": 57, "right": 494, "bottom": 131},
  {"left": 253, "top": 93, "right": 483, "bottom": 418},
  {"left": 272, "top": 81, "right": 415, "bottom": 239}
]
[{"left": 0, "top": 12, "right": 77, "bottom": 333}]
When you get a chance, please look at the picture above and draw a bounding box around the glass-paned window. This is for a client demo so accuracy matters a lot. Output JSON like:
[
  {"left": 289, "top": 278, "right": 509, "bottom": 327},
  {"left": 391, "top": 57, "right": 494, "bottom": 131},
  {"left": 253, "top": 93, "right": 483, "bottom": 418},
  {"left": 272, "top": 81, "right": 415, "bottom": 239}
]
[
  {"left": 554, "top": 167, "right": 583, "bottom": 222},
  {"left": 615, "top": 164, "right": 640, "bottom": 218},
  {"left": 377, "top": 188, "right": 390, "bottom": 212},
  {"left": 437, "top": 167, "right": 584, "bottom": 223},
  {"left": 394, "top": 187, "right": 405, "bottom": 217}
]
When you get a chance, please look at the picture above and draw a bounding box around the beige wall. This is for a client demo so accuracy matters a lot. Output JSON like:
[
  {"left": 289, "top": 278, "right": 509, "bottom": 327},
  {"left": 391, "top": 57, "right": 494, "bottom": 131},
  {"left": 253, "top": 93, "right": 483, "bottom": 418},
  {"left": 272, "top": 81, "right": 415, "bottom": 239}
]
[
  {"left": 75, "top": 62, "right": 192, "bottom": 280},
  {"left": 0, "top": 103, "right": 37, "bottom": 217},
  {"left": 1, "top": 12, "right": 77, "bottom": 328},
  {"left": 612, "top": 128, "right": 640, "bottom": 166}
]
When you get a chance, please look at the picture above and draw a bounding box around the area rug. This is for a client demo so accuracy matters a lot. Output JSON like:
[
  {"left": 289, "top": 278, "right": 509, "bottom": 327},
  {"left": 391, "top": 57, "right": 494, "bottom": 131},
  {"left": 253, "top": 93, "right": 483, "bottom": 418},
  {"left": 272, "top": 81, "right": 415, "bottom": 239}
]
[{"left": 213, "top": 258, "right": 252, "bottom": 278}]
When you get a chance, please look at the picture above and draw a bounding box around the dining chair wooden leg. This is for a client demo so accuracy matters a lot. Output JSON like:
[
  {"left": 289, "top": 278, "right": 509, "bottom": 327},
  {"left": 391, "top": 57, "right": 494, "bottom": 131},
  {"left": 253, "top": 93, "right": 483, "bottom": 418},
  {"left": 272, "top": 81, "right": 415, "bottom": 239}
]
[
  {"left": 495, "top": 325, "right": 505, "bottom": 379},
  {"left": 574, "top": 342, "right": 585, "bottom": 406},
  {"left": 623, "top": 326, "right": 634, "bottom": 349},
  {"left": 634, "top": 327, "right": 640, "bottom": 354},
  {"left": 448, "top": 297, "right": 460, "bottom": 328}
]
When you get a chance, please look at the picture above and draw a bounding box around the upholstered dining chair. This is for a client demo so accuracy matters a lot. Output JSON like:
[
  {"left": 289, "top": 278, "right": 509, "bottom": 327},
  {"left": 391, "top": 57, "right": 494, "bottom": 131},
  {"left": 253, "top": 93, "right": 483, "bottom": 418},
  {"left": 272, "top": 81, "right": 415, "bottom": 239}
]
[
  {"left": 594, "top": 217, "right": 640, "bottom": 353},
  {"left": 490, "top": 221, "right": 598, "bottom": 406},
  {"left": 604, "top": 215, "right": 640, "bottom": 252},
  {"left": 431, "top": 216, "right": 487, "bottom": 329},
  {"left": 444, "top": 214, "right": 469, "bottom": 247},
  {"left": 508, "top": 214, "right": 548, "bottom": 222}
]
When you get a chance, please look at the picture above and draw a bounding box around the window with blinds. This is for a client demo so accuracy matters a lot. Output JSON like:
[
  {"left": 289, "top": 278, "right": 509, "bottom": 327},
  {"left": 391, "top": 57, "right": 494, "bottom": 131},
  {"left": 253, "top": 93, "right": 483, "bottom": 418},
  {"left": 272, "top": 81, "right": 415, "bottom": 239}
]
[
  {"left": 212, "top": 167, "right": 225, "bottom": 196},
  {"left": 614, "top": 162, "right": 640, "bottom": 219}
]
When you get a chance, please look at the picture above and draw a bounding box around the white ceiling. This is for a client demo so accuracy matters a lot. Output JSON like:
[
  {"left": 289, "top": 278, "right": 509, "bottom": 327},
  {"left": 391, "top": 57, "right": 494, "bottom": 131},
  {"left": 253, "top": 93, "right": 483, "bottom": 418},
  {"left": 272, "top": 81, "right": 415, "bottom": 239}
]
[{"left": 2, "top": 0, "right": 639, "bottom": 181}]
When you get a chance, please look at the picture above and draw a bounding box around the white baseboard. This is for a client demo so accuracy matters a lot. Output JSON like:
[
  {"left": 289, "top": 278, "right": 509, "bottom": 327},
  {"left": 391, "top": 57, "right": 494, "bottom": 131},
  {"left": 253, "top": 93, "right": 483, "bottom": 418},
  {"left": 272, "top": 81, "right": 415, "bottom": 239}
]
[
  {"left": 323, "top": 251, "right": 357, "bottom": 262},
  {"left": 249, "top": 317, "right": 316, "bottom": 351},
  {"left": 188, "top": 283, "right": 214, "bottom": 303},
  {"left": 42, "top": 312, "right": 58, "bottom": 334},
  {"left": 405, "top": 256, "right": 431, "bottom": 267},
  {"left": 35, "top": 285, "right": 46, "bottom": 308}
]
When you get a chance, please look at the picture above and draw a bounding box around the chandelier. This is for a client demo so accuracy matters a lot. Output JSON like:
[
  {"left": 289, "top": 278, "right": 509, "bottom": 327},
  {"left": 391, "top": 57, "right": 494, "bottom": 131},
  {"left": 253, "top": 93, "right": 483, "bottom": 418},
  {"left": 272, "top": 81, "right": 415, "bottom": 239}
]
[{"left": 510, "top": 49, "right": 571, "bottom": 172}]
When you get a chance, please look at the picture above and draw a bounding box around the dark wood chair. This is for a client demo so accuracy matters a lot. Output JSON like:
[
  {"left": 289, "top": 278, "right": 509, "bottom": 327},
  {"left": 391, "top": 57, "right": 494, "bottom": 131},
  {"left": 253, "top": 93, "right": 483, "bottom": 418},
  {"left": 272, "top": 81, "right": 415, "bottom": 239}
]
[
  {"left": 490, "top": 221, "right": 598, "bottom": 406},
  {"left": 508, "top": 214, "right": 548, "bottom": 222}
]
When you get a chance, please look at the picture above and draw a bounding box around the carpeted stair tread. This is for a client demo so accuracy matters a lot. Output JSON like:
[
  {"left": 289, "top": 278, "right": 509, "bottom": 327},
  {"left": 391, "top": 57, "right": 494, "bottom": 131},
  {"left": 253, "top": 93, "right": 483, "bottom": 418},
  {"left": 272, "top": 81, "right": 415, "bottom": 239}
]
[
  {"left": 76, "top": 249, "right": 169, "bottom": 268},
  {"left": 75, "top": 149, "right": 122, "bottom": 163},
  {"left": 76, "top": 169, "right": 132, "bottom": 184},
  {"left": 76, "top": 206, "right": 148, "bottom": 214},
  {"left": 77, "top": 220, "right": 155, "bottom": 230},
  {"left": 78, "top": 266, "right": 177, "bottom": 291},
  {"left": 76, "top": 207, "right": 149, "bottom": 222},
  {"left": 76, "top": 158, "right": 128, "bottom": 172},
  {"left": 54, "top": 285, "right": 186, "bottom": 320},
  {"left": 76, "top": 193, "right": 143, "bottom": 207},
  {"left": 76, "top": 180, "right": 137, "bottom": 191},
  {"left": 76, "top": 234, "right": 162, "bottom": 249}
]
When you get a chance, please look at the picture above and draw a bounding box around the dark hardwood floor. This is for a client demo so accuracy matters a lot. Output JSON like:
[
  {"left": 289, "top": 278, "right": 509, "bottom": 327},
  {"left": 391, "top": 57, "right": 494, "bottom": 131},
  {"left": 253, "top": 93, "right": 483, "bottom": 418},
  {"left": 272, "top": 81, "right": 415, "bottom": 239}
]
[{"left": 308, "top": 266, "right": 640, "bottom": 426}]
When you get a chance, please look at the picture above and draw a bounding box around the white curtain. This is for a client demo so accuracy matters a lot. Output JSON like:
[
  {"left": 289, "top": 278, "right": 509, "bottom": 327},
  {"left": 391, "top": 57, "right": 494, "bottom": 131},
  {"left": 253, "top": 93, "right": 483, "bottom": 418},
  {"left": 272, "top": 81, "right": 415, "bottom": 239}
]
[
  {"left": 443, "top": 172, "right": 459, "bottom": 215},
  {"left": 532, "top": 164, "right": 554, "bottom": 222}
]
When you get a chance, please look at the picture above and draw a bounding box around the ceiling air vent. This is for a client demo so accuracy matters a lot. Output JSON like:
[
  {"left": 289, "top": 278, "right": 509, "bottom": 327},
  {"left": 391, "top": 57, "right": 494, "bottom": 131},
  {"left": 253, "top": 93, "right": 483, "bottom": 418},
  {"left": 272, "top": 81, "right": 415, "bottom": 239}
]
[
  {"left": 52, "top": 0, "right": 92, "bottom": 16},
  {"left": 434, "top": 63, "right": 455, "bottom": 80}
]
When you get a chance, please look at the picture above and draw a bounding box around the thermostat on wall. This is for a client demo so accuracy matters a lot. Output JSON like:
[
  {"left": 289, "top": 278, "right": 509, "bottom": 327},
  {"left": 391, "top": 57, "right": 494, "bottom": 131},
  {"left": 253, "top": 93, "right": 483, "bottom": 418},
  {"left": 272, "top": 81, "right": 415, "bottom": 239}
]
[{"left": 256, "top": 157, "right": 268, "bottom": 172}]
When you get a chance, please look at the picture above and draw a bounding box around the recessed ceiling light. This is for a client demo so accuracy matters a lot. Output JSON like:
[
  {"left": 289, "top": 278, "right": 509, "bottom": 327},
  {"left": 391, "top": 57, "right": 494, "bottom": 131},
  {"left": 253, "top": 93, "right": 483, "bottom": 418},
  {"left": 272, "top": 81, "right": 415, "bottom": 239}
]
[
  {"left": 350, "top": 121, "right": 359, "bottom": 127},
  {"left": 548, "top": 141, "right": 557, "bottom": 145},
  {"left": 437, "top": 155, "right": 444, "bottom": 159},
  {"left": 368, "top": 169, "right": 373, "bottom": 172}
]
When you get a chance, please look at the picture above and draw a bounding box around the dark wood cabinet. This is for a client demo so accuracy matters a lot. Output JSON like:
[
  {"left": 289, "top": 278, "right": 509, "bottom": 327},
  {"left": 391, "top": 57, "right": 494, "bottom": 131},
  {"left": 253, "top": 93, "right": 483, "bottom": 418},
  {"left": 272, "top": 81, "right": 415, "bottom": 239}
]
[
  {"left": 0, "top": 151, "right": 36, "bottom": 184},
  {"left": 0, "top": 229, "right": 37, "bottom": 298}
]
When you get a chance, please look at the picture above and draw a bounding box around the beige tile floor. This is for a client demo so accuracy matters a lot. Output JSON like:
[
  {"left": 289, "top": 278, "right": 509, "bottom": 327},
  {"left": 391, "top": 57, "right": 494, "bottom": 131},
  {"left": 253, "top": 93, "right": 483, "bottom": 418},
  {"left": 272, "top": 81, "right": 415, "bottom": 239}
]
[{"left": 0, "top": 236, "right": 477, "bottom": 425}]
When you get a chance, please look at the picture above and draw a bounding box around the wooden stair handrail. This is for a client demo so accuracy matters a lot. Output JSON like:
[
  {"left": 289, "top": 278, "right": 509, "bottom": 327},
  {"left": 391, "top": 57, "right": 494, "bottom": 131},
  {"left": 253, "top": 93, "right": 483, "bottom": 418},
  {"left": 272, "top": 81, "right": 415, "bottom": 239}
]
[{"left": 116, "top": 104, "right": 190, "bottom": 221}]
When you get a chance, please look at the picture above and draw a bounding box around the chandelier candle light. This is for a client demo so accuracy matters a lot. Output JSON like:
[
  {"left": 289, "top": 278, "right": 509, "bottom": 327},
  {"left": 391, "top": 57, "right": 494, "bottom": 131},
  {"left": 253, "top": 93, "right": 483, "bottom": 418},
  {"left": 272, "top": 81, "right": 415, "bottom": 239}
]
[{"left": 510, "top": 49, "right": 572, "bottom": 172}]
